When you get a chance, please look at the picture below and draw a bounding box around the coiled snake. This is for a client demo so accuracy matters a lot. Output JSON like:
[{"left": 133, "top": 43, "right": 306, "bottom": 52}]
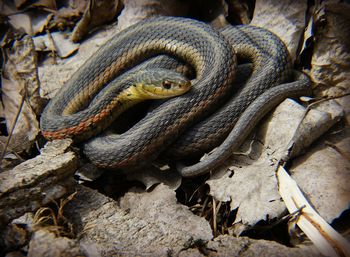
[{"left": 40, "top": 16, "right": 311, "bottom": 176}]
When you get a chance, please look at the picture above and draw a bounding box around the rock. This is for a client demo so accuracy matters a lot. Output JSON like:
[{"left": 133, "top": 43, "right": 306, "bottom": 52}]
[{"left": 0, "top": 139, "right": 77, "bottom": 228}]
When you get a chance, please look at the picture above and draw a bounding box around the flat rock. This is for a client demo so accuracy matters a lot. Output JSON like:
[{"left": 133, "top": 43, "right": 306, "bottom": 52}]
[
  {"left": 66, "top": 184, "right": 212, "bottom": 256},
  {"left": 0, "top": 139, "right": 77, "bottom": 228}
]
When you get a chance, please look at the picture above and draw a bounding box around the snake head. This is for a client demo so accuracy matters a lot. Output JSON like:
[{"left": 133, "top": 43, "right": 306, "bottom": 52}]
[{"left": 136, "top": 68, "right": 191, "bottom": 99}]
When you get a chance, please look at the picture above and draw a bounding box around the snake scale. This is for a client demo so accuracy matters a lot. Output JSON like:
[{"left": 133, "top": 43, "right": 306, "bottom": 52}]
[{"left": 40, "top": 16, "right": 311, "bottom": 175}]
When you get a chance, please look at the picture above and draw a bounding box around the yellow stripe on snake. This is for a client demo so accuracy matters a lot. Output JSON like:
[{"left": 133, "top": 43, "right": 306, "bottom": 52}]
[{"left": 40, "top": 16, "right": 311, "bottom": 177}]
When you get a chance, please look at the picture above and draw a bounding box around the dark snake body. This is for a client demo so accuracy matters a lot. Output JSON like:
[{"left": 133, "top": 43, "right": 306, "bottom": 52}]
[
  {"left": 40, "top": 16, "right": 310, "bottom": 172},
  {"left": 41, "top": 17, "right": 236, "bottom": 167},
  {"left": 166, "top": 25, "right": 293, "bottom": 159}
]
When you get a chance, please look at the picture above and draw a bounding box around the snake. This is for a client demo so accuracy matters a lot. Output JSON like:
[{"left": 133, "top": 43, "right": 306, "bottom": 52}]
[
  {"left": 178, "top": 71, "right": 311, "bottom": 177},
  {"left": 40, "top": 16, "right": 311, "bottom": 174},
  {"left": 40, "top": 16, "right": 237, "bottom": 166}
]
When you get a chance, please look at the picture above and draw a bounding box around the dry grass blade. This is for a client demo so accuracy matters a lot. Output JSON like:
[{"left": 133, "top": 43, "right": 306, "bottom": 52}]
[
  {"left": 213, "top": 198, "right": 217, "bottom": 237},
  {"left": 31, "top": 192, "right": 77, "bottom": 238},
  {"left": 0, "top": 92, "right": 25, "bottom": 166},
  {"left": 278, "top": 165, "right": 350, "bottom": 257}
]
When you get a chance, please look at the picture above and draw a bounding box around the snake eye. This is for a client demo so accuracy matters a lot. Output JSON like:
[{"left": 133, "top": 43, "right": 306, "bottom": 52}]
[{"left": 162, "top": 80, "right": 172, "bottom": 89}]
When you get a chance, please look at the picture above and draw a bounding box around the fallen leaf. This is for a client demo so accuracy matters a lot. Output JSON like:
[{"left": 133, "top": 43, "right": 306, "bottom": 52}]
[
  {"left": 30, "top": 11, "right": 53, "bottom": 35},
  {"left": 225, "top": 0, "right": 252, "bottom": 25},
  {"left": 309, "top": 3, "right": 350, "bottom": 97},
  {"left": 38, "top": 22, "right": 115, "bottom": 98},
  {"left": 31, "top": 0, "right": 57, "bottom": 11},
  {"left": 117, "top": 0, "right": 190, "bottom": 31},
  {"left": 33, "top": 31, "right": 80, "bottom": 58},
  {"left": 71, "top": 0, "right": 121, "bottom": 42},
  {"left": 290, "top": 128, "right": 350, "bottom": 223},
  {"left": 1, "top": 2, "right": 53, "bottom": 35},
  {"left": 0, "top": 78, "right": 38, "bottom": 155},
  {"left": 0, "top": 35, "right": 44, "bottom": 158},
  {"left": 14, "top": 0, "right": 28, "bottom": 9},
  {"left": 251, "top": 0, "right": 308, "bottom": 61},
  {"left": 14, "top": 0, "right": 56, "bottom": 11},
  {"left": 207, "top": 159, "right": 285, "bottom": 225},
  {"left": 125, "top": 166, "right": 182, "bottom": 190},
  {"left": 50, "top": 0, "right": 88, "bottom": 31},
  {"left": 9, "top": 12, "right": 33, "bottom": 35},
  {"left": 3, "top": 34, "right": 44, "bottom": 114},
  {"left": 207, "top": 99, "right": 307, "bottom": 225},
  {"left": 284, "top": 99, "right": 344, "bottom": 160}
]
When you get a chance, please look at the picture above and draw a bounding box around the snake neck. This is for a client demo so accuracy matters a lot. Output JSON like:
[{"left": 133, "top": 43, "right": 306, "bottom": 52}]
[{"left": 110, "top": 83, "right": 146, "bottom": 114}]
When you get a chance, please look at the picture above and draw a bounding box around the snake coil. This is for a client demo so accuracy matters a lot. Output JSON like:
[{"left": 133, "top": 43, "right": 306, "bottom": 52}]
[{"left": 41, "top": 16, "right": 311, "bottom": 174}]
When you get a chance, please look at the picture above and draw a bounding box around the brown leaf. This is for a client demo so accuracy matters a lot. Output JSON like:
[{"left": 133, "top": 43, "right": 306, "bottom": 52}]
[
  {"left": 33, "top": 31, "right": 80, "bottom": 58},
  {"left": 251, "top": 0, "right": 308, "bottom": 61},
  {"left": 207, "top": 99, "right": 307, "bottom": 225},
  {"left": 14, "top": 0, "right": 29, "bottom": 9},
  {"left": 0, "top": 35, "right": 43, "bottom": 156},
  {"left": 15, "top": 0, "right": 57, "bottom": 11},
  {"left": 1, "top": 2, "right": 53, "bottom": 35},
  {"left": 3, "top": 35, "right": 44, "bottom": 114},
  {"left": 71, "top": 0, "right": 121, "bottom": 42},
  {"left": 0, "top": 78, "right": 39, "bottom": 156},
  {"left": 309, "top": 3, "right": 350, "bottom": 97},
  {"left": 117, "top": 0, "right": 189, "bottom": 31},
  {"left": 50, "top": 0, "right": 88, "bottom": 31},
  {"left": 290, "top": 128, "right": 350, "bottom": 223},
  {"left": 31, "top": 0, "right": 57, "bottom": 11},
  {"left": 38, "top": 21, "right": 116, "bottom": 99}
]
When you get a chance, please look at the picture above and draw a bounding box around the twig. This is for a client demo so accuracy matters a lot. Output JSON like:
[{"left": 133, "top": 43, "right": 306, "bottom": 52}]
[
  {"left": 0, "top": 92, "right": 25, "bottom": 167},
  {"left": 213, "top": 198, "right": 217, "bottom": 237},
  {"left": 278, "top": 165, "right": 350, "bottom": 257}
]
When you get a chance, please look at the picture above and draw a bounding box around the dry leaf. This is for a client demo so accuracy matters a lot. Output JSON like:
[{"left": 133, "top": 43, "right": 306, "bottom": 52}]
[
  {"left": 39, "top": 22, "right": 116, "bottom": 98},
  {"left": 30, "top": 11, "right": 53, "bottom": 34},
  {"left": 50, "top": 0, "right": 88, "bottom": 31},
  {"left": 284, "top": 99, "right": 344, "bottom": 160},
  {"left": 226, "top": 0, "right": 252, "bottom": 24},
  {"left": 125, "top": 166, "right": 182, "bottom": 190},
  {"left": 117, "top": 0, "right": 190, "bottom": 31},
  {"left": 3, "top": 35, "right": 44, "bottom": 114},
  {"left": 71, "top": 0, "right": 120, "bottom": 42},
  {"left": 207, "top": 159, "right": 285, "bottom": 226},
  {"left": 14, "top": 0, "right": 28, "bottom": 9},
  {"left": 33, "top": 31, "right": 80, "bottom": 58},
  {"left": 0, "top": 35, "right": 43, "bottom": 155},
  {"left": 207, "top": 99, "right": 307, "bottom": 225},
  {"left": 290, "top": 129, "right": 350, "bottom": 223},
  {"left": 15, "top": 0, "right": 56, "bottom": 11},
  {"left": 309, "top": 3, "right": 350, "bottom": 97},
  {"left": 8, "top": 13, "right": 33, "bottom": 35},
  {"left": 1, "top": 2, "right": 53, "bottom": 35},
  {"left": 251, "top": 0, "right": 308, "bottom": 61},
  {"left": 0, "top": 78, "right": 37, "bottom": 158},
  {"left": 31, "top": 0, "right": 57, "bottom": 11}
]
